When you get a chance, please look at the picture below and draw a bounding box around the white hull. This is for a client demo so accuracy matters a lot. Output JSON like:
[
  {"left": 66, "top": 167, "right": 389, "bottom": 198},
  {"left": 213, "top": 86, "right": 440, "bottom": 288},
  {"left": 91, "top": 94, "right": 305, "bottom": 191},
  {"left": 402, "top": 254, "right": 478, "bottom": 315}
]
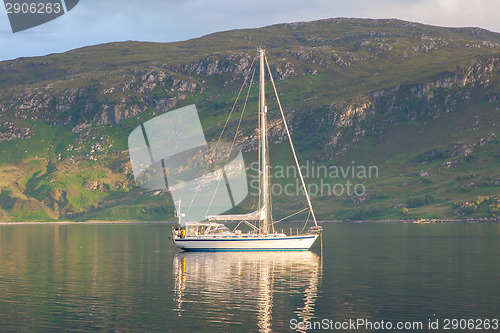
[{"left": 173, "top": 234, "right": 319, "bottom": 251}]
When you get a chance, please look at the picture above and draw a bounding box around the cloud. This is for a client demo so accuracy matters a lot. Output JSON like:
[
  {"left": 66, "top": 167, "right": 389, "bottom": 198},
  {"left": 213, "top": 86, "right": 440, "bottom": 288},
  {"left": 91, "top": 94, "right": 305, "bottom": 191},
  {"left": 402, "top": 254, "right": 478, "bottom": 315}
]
[{"left": 0, "top": 0, "right": 499, "bottom": 62}]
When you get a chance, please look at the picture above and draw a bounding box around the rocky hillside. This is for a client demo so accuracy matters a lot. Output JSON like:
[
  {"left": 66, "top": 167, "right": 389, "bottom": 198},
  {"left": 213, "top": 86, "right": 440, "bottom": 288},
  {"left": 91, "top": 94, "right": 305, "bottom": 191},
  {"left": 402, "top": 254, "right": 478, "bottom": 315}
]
[{"left": 0, "top": 18, "right": 499, "bottom": 221}]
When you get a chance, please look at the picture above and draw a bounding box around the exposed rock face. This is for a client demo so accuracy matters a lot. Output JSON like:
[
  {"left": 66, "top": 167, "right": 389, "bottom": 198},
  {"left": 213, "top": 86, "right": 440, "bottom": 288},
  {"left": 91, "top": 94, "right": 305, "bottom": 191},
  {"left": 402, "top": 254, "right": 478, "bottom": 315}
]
[
  {"left": 450, "top": 142, "right": 475, "bottom": 157},
  {"left": 306, "top": 57, "right": 500, "bottom": 157},
  {"left": 238, "top": 54, "right": 499, "bottom": 160},
  {"left": 0, "top": 47, "right": 325, "bottom": 128},
  {"left": 0, "top": 121, "right": 33, "bottom": 142},
  {"left": 0, "top": 64, "right": 204, "bottom": 126}
]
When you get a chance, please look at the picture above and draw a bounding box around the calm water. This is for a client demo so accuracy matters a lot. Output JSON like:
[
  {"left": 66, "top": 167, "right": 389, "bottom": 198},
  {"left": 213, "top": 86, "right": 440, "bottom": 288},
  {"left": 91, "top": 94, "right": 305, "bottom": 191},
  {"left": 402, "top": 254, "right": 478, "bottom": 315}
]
[{"left": 0, "top": 223, "right": 499, "bottom": 332}]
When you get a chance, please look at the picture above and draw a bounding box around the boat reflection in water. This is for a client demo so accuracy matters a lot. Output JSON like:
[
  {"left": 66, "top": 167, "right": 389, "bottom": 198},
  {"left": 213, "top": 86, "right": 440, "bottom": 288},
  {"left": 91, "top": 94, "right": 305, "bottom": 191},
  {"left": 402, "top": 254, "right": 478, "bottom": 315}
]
[{"left": 173, "top": 251, "right": 322, "bottom": 332}]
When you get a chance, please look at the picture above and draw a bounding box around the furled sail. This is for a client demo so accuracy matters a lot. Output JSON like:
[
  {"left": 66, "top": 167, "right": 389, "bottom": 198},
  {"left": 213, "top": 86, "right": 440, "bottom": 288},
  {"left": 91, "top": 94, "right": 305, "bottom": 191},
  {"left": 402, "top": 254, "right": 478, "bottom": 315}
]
[{"left": 206, "top": 208, "right": 264, "bottom": 221}]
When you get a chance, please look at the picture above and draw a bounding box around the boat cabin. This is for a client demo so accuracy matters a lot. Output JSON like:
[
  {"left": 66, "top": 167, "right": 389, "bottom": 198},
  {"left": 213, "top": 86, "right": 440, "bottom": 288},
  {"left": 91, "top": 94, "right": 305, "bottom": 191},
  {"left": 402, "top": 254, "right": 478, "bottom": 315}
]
[{"left": 183, "top": 222, "right": 231, "bottom": 237}]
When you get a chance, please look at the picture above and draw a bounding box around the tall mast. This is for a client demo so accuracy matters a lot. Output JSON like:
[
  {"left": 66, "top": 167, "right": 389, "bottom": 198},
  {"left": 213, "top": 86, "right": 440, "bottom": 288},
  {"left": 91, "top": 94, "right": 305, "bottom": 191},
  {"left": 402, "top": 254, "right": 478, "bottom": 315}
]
[{"left": 259, "top": 48, "right": 269, "bottom": 234}]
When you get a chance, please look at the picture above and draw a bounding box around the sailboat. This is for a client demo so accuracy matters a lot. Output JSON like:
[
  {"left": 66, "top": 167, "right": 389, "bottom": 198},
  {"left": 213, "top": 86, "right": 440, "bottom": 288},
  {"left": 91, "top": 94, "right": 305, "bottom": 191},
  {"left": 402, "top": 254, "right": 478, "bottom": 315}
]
[{"left": 172, "top": 49, "right": 322, "bottom": 251}]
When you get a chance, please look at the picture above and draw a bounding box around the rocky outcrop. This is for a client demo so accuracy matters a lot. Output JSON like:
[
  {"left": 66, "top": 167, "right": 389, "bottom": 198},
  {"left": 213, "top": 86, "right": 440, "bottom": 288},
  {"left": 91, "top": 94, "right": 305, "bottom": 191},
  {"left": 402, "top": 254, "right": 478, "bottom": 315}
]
[
  {"left": 290, "top": 48, "right": 349, "bottom": 67},
  {"left": 0, "top": 49, "right": 298, "bottom": 127},
  {"left": 0, "top": 69, "right": 198, "bottom": 126},
  {"left": 0, "top": 121, "right": 33, "bottom": 142},
  {"left": 175, "top": 54, "right": 253, "bottom": 77},
  {"left": 291, "top": 56, "right": 500, "bottom": 159}
]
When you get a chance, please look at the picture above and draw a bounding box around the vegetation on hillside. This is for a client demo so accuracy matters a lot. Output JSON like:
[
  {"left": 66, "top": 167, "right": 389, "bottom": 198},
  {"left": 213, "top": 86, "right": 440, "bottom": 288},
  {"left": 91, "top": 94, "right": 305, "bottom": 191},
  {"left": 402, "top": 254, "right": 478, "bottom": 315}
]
[{"left": 0, "top": 18, "right": 499, "bottom": 221}]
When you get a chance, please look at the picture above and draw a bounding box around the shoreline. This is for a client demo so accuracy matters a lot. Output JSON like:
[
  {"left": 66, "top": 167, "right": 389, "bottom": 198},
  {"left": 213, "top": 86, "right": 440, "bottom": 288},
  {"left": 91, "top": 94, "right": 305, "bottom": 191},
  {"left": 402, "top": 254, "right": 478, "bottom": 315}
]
[
  {"left": 0, "top": 218, "right": 497, "bottom": 225},
  {"left": 0, "top": 221, "right": 176, "bottom": 225}
]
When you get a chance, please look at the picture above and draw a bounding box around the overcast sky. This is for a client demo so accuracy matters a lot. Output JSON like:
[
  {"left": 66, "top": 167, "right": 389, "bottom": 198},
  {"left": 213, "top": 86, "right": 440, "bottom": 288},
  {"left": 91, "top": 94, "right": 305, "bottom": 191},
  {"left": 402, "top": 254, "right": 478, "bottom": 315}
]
[{"left": 1, "top": 0, "right": 499, "bottom": 62}]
